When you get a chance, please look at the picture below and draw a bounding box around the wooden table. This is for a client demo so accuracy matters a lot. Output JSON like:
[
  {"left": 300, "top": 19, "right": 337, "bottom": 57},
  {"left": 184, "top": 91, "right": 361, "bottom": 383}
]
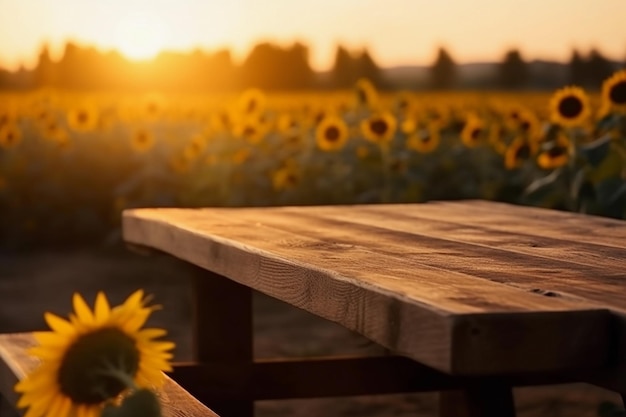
[{"left": 122, "top": 200, "right": 626, "bottom": 417}]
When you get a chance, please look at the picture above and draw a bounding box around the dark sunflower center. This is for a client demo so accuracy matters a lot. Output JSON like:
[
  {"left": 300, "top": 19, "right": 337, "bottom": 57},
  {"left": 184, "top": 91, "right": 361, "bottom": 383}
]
[
  {"left": 243, "top": 126, "right": 256, "bottom": 137},
  {"left": 515, "top": 144, "right": 531, "bottom": 160},
  {"left": 470, "top": 127, "right": 482, "bottom": 140},
  {"left": 286, "top": 174, "right": 298, "bottom": 185},
  {"left": 558, "top": 96, "right": 583, "bottom": 119},
  {"left": 77, "top": 112, "right": 88, "bottom": 124},
  {"left": 324, "top": 126, "right": 340, "bottom": 142},
  {"left": 357, "top": 88, "right": 367, "bottom": 104},
  {"left": 422, "top": 135, "right": 432, "bottom": 143},
  {"left": 370, "top": 119, "right": 388, "bottom": 135},
  {"left": 548, "top": 146, "right": 567, "bottom": 158},
  {"left": 520, "top": 121, "right": 530, "bottom": 132},
  {"left": 6, "top": 132, "right": 15, "bottom": 143},
  {"left": 58, "top": 327, "right": 139, "bottom": 405},
  {"left": 609, "top": 81, "right": 626, "bottom": 104}
]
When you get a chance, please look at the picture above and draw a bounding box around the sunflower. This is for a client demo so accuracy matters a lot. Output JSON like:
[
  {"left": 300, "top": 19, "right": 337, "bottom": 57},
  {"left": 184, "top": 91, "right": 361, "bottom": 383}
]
[
  {"left": 237, "top": 88, "right": 266, "bottom": 116},
  {"left": 232, "top": 149, "right": 251, "bottom": 165},
  {"left": 276, "top": 113, "right": 299, "bottom": 134},
  {"left": 316, "top": 115, "right": 349, "bottom": 152},
  {"left": 142, "top": 93, "right": 167, "bottom": 120},
  {"left": 601, "top": 70, "right": 626, "bottom": 113},
  {"left": 0, "top": 123, "right": 22, "bottom": 149},
  {"left": 354, "top": 78, "right": 379, "bottom": 109},
  {"left": 131, "top": 128, "right": 155, "bottom": 153},
  {"left": 182, "top": 134, "right": 207, "bottom": 160},
  {"left": 67, "top": 103, "right": 99, "bottom": 132},
  {"left": 549, "top": 86, "right": 591, "bottom": 127},
  {"left": 233, "top": 117, "right": 268, "bottom": 145},
  {"left": 271, "top": 163, "right": 300, "bottom": 191},
  {"left": 504, "top": 137, "right": 538, "bottom": 170},
  {"left": 460, "top": 114, "right": 485, "bottom": 148},
  {"left": 400, "top": 117, "right": 418, "bottom": 135},
  {"left": 42, "top": 120, "right": 70, "bottom": 149},
  {"left": 406, "top": 123, "right": 441, "bottom": 154},
  {"left": 537, "top": 134, "right": 573, "bottom": 170},
  {"left": 517, "top": 110, "right": 542, "bottom": 141},
  {"left": 169, "top": 154, "right": 192, "bottom": 174},
  {"left": 488, "top": 123, "right": 508, "bottom": 155},
  {"left": 15, "top": 290, "right": 174, "bottom": 417},
  {"left": 361, "top": 112, "right": 397, "bottom": 144},
  {"left": 394, "top": 91, "right": 416, "bottom": 115}
]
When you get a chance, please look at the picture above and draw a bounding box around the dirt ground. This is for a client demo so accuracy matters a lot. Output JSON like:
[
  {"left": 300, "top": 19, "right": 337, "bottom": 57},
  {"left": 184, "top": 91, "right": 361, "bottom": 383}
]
[{"left": 0, "top": 247, "right": 622, "bottom": 417}]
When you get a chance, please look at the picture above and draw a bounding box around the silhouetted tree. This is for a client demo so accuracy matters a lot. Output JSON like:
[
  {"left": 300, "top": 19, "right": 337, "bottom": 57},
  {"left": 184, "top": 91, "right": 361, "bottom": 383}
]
[
  {"left": 34, "top": 44, "right": 56, "bottom": 87},
  {"left": 498, "top": 49, "right": 529, "bottom": 89},
  {"left": 430, "top": 47, "right": 456, "bottom": 89},
  {"left": 568, "top": 49, "right": 587, "bottom": 85},
  {"left": 239, "top": 42, "right": 313, "bottom": 90},
  {"left": 586, "top": 48, "right": 614, "bottom": 87},
  {"left": 330, "top": 45, "right": 355, "bottom": 88},
  {"left": 354, "top": 48, "right": 384, "bottom": 88}
]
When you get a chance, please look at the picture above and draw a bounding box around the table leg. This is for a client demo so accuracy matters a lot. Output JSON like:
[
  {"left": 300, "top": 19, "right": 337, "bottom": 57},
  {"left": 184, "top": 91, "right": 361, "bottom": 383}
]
[
  {"left": 439, "top": 385, "right": 516, "bottom": 417},
  {"left": 192, "top": 268, "right": 253, "bottom": 417}
]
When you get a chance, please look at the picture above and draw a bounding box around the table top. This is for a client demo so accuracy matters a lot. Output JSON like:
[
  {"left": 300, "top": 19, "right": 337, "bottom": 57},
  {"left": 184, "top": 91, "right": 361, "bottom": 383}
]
[{"left": 122, "top": 200, "right": 626, "bottom": 378}]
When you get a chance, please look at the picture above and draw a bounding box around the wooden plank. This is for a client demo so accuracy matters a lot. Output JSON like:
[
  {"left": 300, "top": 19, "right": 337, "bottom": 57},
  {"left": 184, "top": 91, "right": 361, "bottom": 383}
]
[
  {"left": 281, "top": 203, "right": 626, "bottom": 272},
  {"left": 0, "top": 333, "right": 219, "bottom": 417},
  {"left": 172, "top": 356, "right": 591, "bottom": 401},
  {"left": 253, "top": 206, "right": 626, "bottom": 312},
  {"left": 230, "top": 204, "right": 626, "bottom": 386},
  {"left": 123, "top": 208, "right": 611, "bottom": 375},
  {"left": 381, "top": 200, "right": 626, "bottom": 249}
]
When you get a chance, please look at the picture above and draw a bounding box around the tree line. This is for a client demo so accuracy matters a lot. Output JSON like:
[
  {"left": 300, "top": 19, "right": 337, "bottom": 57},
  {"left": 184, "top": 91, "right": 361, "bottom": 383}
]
[{"left": 0, "top": 41, "right": 623, "bottom": 91}]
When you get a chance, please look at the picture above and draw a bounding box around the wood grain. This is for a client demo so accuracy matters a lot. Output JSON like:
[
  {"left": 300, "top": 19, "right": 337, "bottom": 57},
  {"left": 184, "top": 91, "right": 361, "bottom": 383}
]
[
  {"left": 0, "top": 333, "right": 219, "bottom": 417},
  {"left": 122, "top": 203, "right": 620, "bottom": 375}
]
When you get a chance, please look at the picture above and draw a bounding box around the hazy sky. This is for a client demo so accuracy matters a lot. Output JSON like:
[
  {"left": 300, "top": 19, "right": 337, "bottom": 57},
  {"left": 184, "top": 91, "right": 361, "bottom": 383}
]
[{"left": 1, "top": 0, "right": 625, "bottom": 71}]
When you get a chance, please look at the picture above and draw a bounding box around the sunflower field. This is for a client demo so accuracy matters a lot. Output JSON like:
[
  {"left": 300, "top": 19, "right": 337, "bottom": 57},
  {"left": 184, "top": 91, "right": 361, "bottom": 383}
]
[{"left": 1, "top": 70, "right": 625, "bottom": 249}]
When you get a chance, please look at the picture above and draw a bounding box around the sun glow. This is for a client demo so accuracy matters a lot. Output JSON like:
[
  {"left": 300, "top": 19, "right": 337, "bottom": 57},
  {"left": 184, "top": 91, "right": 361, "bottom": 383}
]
[{"left": 113, "top": 12, "right": 168, "bottom": 60}]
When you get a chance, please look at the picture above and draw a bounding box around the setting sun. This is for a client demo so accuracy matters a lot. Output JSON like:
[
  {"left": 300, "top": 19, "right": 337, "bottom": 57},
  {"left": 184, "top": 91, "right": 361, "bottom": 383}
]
[{"left": 113, "top": 12, "right": 167, "bottom": 60}]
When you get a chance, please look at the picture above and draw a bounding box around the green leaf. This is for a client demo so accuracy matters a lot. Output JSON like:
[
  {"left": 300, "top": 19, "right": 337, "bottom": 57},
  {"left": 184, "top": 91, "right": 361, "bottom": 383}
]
[
  {"left": 101, "top": 389, "right": 162, "bottom": 417},
  {"left": 579, "top": 135, "right": 612, "bottom": 167},
  {"left": 524, "top": 168, "right": 563, "bottom": 196}
]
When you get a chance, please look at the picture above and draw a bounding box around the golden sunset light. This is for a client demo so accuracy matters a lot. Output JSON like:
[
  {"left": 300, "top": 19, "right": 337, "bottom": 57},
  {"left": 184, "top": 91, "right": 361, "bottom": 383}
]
[
  {"left": 112, "top": 12, "right": 168, "bottom": 60},
  {"left": 1, "top": 0, "right": 625, "bottom": 70},
  {"left": 1, "top": 2, "right": 626, "bottom": 417}
]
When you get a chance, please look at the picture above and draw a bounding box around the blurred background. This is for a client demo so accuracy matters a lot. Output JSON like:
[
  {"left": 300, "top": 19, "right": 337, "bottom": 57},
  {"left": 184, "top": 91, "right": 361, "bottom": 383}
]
[
  {"left": 0, "top": 0, "right": 625, "bottom": 91},
  {"left": 1, "top": 2, "right": 626, "bottom": 417}
]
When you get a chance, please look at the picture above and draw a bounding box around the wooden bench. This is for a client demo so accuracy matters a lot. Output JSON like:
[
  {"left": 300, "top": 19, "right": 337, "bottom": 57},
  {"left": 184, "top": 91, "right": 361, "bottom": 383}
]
[
  {"left": 0, "top": 333, "right": 219, "bottom": 417},
  {"left": 120, "top": 200, "right": 626, "bottom": 417}
]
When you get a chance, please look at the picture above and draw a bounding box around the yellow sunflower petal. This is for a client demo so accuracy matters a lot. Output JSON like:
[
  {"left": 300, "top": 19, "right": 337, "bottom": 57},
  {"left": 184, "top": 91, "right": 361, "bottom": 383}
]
[
  {"left": 150, "top": 341, "right": 176, "bottom": 352},
  {"left": 122, "top": 290, "right": 145, "bottom": 310},
  {"left": 82, "top": 405, "right": 100, "bottom": 417},
  {"left": 72, "top": 293, "right": 95, "bottom": 325},
  {"left": 17, "top": 388, "right": 55, "bottom": 409},
  {"left": 44, "top": 313, "right": 76, "bottom": 336},
  {"left": 120, "top": 310, "right": 151, "bottom": 333},
  {"left": 137, "top": 328, "right": 167, "bottom": 340},
  {"left": 27, "top": 345, "right": 64, "bottom": 360},
  {"left": 15, "top": 370, "right": 56, "bottom": 392},
  {"left": 55, "top": 396, "right": 72, "bottom": 417},
  {"left": 23, "top": 402, "right": 48, "bottom": 417},
  {"left": 45, "top": 394, "right": 66, "bottom": 417},
  {"left": 94, "top": 292, "right": 111, "bottom": 324},
  {"left": 33, "top": 331, "right": 68, "bottom": 347}
]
